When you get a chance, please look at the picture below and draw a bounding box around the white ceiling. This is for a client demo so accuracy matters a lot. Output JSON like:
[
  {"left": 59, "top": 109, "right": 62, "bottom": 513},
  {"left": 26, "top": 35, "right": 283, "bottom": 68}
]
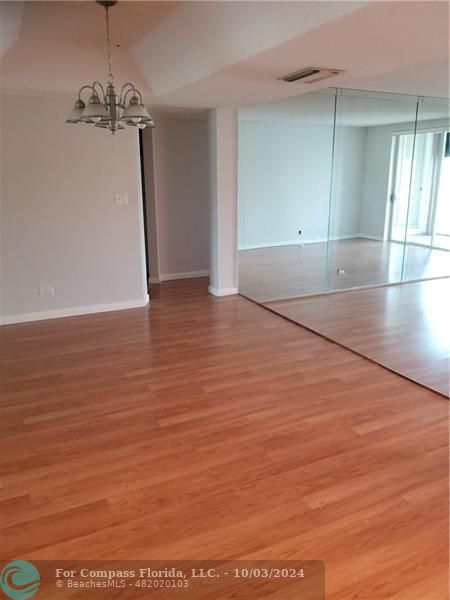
[
  {"left": 132, "top": 1, "right": 365, "bottom": 98},
  {"left": 18, "top": 1, "right": 180, "bottom": 46},
  {"left": 0, "top": 1, "right": 448, "bottom": 111}
]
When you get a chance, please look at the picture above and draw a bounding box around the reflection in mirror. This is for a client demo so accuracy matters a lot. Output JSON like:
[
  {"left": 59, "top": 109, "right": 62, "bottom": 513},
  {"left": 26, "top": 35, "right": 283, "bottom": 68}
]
[
  {"left": 327, "top": 89, "right": 419, "bottom": 291},
  {"left": 238, "top": 90, "right": 336, "bottom": 302},
  {"left": 237, "top": 88, "right": 450, "bottom": 303},
  {"left": 402, "top": 96, "right": 450, "bottom": 281}
]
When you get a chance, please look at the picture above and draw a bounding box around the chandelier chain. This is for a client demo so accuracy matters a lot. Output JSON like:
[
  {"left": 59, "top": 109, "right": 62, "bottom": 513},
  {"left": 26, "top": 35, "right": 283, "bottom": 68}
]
[{"left": 105, "top": 6, "right": 114, "bottom": 85}]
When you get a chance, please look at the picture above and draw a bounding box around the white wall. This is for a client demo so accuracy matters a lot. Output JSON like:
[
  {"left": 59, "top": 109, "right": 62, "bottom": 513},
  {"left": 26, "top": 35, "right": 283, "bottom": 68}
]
[
  {"left": 330, "top": 127, "right": 368, "bottom": 238},
  {"left": 208, "top": 108, "right": 238, "bottom": 296},
  {"left": 359, "top": 125, "right": 393, "bottom": 239},
  {"left": 148, "top": 115, "right": 210, "bottom": 280},
  {"left": 238, "top": 119, "right": 366, "bottom": 249},
  {"left": 0, "top": 93, "right": 147, "bottom": 323}
]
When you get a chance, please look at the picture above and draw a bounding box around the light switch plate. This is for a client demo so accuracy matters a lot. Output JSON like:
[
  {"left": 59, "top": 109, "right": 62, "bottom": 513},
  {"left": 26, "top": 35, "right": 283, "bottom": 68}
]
[
  {"left": 39, "top": 286, "right": 55, "bottom": 296},
  {"left": 114, "top": 192, "right": 129, "bottom": 205}
]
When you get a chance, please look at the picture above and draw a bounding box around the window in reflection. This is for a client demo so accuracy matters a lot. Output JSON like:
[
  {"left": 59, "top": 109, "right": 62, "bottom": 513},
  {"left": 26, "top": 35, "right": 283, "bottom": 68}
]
[{"left": 389, "top": 130, "right": 450, "bottom": 250}]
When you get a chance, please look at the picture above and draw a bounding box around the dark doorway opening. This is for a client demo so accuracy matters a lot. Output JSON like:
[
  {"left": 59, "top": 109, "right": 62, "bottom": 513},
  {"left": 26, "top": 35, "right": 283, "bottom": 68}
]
[{"left": 138, "top": 129, "right": 150, "bottom": 291}]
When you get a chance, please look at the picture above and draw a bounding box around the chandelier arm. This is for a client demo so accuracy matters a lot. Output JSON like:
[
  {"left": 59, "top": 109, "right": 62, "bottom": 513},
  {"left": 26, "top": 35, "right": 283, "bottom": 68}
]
[
  {"left": 119, "top": 83, "right": 137, "bottom": 105},
  {"left": 122, "top": 83, "right": 143, "bottom": 104},
  {"left": 121, "top": 87, "right": 145, "bottom": 109},
  {"left": 120, "top": 82, "right": 136, "bottom": 92},
  {"left": 78, "top": 84, "right": 94, "bottom": 100},
  {"left": 92, "top": 81, "right": 106, "bottom": 102},
  {"left": 121, "top": 87, "right": 139, "bottom": 107},
  {"left": 133, "top": 89, "right": 144, "bottom": 104}
]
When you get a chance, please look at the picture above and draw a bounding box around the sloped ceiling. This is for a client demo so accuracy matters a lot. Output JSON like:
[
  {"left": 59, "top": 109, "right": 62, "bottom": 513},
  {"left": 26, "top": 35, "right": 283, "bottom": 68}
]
[
  {"left": 0, "top": 0, "right": 448, "bottom": 109},
  {"left": 0, "top": 1, "right": 25, "bottom": 58},
  {"left": 131, "top": 1, "right": 365, "bottom": 97},
  {"left": 18, "top": 0, "right": 180, "bottom": 47}
]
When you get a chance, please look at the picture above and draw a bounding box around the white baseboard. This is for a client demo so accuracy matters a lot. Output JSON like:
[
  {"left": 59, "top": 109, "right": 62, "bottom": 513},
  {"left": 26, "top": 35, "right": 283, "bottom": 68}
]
[
  {"left": 0, "top": 296, "right": 150, "bottom": 325},
  {"left": 160, "top": 270, "right": 209, "bottom": 281},
  {"left": 358, "top": 234, "right": 384, "bottom": 241},
  {"left": 239, "top": 234, "right": 360, "bottom": 251},
  {"left": 239, "top": 239, "right": 304, "bottom": 250},
  {"left": 149, "top": 277, "right": 161, "bottom": 284},
  {"left": 208, "top": 286, "right": 238, "bottom": 297}
]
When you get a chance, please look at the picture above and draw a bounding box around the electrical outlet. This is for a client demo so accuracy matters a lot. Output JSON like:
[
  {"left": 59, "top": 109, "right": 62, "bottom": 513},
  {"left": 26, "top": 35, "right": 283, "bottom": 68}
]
[
  {"left": 39, "top": 286, "right": 55, "bottom": 296},
  {"left": 337, "top": 268, "right": 345, "bottom": 276},
  {"left": 114, "top": 192, "right": 128, "bottom": 205}
]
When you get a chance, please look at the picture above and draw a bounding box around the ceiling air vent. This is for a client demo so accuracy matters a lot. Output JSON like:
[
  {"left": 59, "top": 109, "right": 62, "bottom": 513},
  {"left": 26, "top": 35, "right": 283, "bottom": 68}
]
[{"left": 280, "top": 67, "right": 345, "bottom": 84}]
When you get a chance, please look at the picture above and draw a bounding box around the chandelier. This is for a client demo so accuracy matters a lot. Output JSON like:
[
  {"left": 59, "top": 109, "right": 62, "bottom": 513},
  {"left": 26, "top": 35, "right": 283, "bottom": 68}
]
[{"left": 66, "top": 0, "right": 154, "bottom": 133}]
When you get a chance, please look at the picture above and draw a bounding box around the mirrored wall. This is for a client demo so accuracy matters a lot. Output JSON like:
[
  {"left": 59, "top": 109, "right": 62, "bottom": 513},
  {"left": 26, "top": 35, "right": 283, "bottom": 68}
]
[{"left": 238, "top": 89, "right": 450, "bottom": 302}]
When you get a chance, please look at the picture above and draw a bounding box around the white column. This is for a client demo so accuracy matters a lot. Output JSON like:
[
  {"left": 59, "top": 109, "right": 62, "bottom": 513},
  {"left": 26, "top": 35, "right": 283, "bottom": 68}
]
[{"left": 208, "top": 108, "right": 238, "bottom": 296}]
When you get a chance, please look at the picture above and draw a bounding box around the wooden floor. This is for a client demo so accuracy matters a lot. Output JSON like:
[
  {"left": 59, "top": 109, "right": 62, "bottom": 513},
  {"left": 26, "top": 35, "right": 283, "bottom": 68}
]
[
  {"left": 239, "top": 238, "right": 450, "bottom": 302},
  {"left": 1, "top": 279, "right": 448, "bottom": 599},
  {"left": 268, "top": 278, "right": 450, "bottom": 397}
]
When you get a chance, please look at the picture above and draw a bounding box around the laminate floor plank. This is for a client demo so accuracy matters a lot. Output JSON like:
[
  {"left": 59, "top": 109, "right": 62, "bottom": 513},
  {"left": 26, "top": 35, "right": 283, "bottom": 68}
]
[
  {"left": 0, "top": 278, "right": 448, "bottom": 598},
  {"left": 268, "top": 278, "right": 450, "bottom": 396}
]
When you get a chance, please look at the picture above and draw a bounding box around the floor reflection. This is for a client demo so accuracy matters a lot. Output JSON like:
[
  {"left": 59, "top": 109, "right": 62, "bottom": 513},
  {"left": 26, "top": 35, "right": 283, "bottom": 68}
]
[
  {"left": 265, "top": 279, "right": 450, "bottom": 396},
  {"left": 238, "top": 238, "right": 450, "bottom": 302}
]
